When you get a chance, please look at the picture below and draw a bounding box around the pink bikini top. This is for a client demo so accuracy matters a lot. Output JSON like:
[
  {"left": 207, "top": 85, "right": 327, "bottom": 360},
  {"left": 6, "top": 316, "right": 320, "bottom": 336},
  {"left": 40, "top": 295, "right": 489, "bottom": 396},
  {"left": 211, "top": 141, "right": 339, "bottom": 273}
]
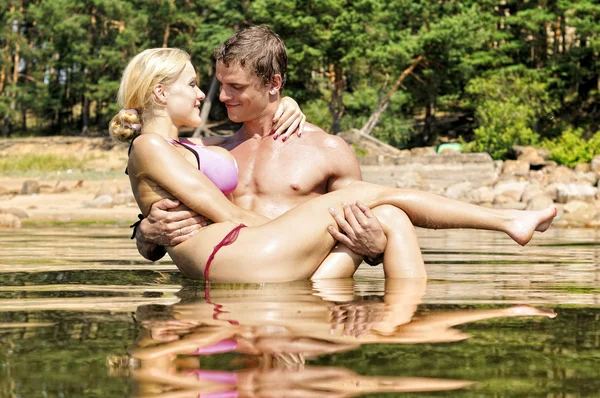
[{"left": 167, "top": 138, "right": 239, "bottom": 195}]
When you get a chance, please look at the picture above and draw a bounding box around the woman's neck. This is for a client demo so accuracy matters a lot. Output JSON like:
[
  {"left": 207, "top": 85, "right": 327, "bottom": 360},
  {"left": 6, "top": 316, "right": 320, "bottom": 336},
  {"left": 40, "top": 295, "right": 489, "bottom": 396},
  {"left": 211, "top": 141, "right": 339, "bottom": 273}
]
[{"left": 141, "top": 113, "right": 179, "bottom": 140}]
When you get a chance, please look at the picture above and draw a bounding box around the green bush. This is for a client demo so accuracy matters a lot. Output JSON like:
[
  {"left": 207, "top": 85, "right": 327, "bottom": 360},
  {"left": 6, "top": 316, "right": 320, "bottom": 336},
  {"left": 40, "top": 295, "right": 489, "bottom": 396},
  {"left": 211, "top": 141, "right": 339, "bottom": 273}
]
[
  {"left": 465, "top": 70, "right": 556, "bottom": 159},
  {"left": 543, "top": 129, "right": 600, "bottom": 167}
]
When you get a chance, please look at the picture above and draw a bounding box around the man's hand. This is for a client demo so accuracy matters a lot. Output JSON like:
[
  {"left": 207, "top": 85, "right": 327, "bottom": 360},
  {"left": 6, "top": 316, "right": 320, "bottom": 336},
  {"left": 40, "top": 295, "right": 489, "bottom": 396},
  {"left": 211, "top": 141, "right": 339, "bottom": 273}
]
[
  {"left": 327, "top": 201, "right": 387, "bottom": 259},
  {"left": 138, "top": 198, "right": 209, "bottom": 246}
]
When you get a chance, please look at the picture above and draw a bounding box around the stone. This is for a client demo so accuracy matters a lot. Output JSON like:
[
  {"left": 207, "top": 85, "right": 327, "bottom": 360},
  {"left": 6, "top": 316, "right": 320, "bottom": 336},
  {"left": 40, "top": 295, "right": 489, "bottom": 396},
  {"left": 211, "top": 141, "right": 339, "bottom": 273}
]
[
  {"left": 20, "top": 180, "right": 40, "bottom": 195},
  {"left": 556, "top": 183, "right": 597, "bottom": 203},
  {"left": 53, "top": 186, "right": 70, "bottom": 194},
  {"left": 544, "top": 183, "right": 560, "bottom": 201},
  {"left": 575, "top": 171, "right": 597, "bottom": 186},
  {"left": 522, "top": 184, "right": 546, "bottom": 203},
  {"left": 549, "top": 166, "right": 575, "bottom": 184},
  {"left": 464, "top": 186, "right": 495, "bottom": 204},
  {"left": 528, "top": 169, "right": 548, "bottom": 186},
  {"left": 561, "top": 201, "right": 595, "bottom": 226},
  {"left": 591, "top": 155, "right": 600, "bottom": 175},
  {"left": 113, "top": 192, "right": 136, "bottom": 206},
  {"left": 95, "top": 187, "right": 115, "bottom": 199},
  {"left": 410, "top": 147, "right": 436, "bottom": 156},
  {"left": 493, "top": 181, "right": 529, "bottom": 202},
  {"left": 444, "top": 182, "right": 473, "bottom": 200},
  {"left": 496, "top": 201, "right": 527, "bottom": 210},
  {"left": 84, "top": 194, "right": 114, "bottom": 208},
  {"left": 575, "top": 163, "right": 591, "bottom": 173},
  {"left": 526, "top": 194, "right": 555, "bottom": 211},
  {"left": 0, "top": 186, "right": 9, "bottom": 196},
  {"left": 517, "top": 147, "right": 545, "bottom": 166},
  {"left": 0, "top": 208, "right": 29, "bottom": 219},
  {"left": 563, "top": 200, "right": 590, "bottom": 214},
  {"left": 0, "top": 213, "right": 21, "bottom": 228},
  {"left": 501, "top": 160, "right": 530, "bottom": 178}
]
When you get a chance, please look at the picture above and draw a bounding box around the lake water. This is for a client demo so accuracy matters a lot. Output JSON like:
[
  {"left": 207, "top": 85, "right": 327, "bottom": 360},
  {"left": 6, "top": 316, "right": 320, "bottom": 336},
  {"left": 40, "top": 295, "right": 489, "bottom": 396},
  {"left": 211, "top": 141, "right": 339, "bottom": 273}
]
[{"left": 1, "top": 227, "right": 599, "bottom": 397}]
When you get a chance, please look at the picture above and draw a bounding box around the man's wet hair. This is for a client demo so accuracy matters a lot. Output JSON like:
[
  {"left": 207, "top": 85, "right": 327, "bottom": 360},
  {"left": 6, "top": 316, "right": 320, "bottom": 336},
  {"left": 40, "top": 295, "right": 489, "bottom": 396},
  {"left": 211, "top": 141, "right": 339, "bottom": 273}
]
[{"left": 214, "top": 25, "right": 287, "bottom": 88}]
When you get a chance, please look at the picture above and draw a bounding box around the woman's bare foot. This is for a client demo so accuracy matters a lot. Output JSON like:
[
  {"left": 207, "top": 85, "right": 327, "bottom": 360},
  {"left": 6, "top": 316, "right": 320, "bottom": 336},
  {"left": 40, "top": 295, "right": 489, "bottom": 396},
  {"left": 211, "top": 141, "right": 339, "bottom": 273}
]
[{"left": 507, "top": 205, "right": 557, "bottom": 246}]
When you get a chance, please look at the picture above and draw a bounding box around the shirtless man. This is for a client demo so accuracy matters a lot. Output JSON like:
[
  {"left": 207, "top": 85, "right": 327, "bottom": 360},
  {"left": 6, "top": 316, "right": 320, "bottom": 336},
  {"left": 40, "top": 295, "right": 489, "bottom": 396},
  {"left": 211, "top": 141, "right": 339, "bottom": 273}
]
[{"left": 135, "top": 26, "right": 420, "bottom": 278}]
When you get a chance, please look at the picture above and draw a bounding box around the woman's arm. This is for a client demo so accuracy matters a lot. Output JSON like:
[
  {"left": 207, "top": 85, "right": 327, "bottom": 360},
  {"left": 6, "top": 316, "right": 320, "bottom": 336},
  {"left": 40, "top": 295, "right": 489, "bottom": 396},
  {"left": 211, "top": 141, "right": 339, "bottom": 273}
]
[{"left": 128, "top": 134, "right": 266, "bottom": 226}]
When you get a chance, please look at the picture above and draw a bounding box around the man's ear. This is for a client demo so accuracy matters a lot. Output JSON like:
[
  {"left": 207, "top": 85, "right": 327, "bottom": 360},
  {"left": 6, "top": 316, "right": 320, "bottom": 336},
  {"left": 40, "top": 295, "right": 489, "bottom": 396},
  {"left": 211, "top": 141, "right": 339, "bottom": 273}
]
[
  {"left": 153, "top": 84, "right": 168, "bottom": 104},
  {"left": 268, "top": 74, "right": 283, "bottom": 95}
]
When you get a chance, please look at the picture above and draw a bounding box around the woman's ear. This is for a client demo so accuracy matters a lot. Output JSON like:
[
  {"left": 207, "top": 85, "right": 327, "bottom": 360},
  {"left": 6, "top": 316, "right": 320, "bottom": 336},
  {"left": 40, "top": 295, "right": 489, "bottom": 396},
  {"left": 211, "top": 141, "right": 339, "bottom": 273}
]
[
  {"left": 269, "top": 74, "right": 283, "bottom": 95},
  {"left": 153, "top": 84, "right": 168, "bottom": 104}
]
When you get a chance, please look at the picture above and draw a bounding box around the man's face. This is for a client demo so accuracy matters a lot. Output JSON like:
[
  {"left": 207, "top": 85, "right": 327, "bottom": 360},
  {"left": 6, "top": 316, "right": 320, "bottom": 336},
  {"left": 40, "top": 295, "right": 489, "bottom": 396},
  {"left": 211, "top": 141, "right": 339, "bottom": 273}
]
[{"left": 216, "top": 60, "right": 271, "bottom": 123}]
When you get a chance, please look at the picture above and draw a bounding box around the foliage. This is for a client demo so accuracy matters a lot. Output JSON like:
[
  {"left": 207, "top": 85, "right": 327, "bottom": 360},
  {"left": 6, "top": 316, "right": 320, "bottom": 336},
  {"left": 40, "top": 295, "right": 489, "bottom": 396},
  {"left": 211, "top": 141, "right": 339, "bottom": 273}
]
[
  {"left": 543, "top": 128, "right": 600, "bottom": 166},
  {"left": 0, "top": 0, "right": 598, "bottom": 156},
  {"left": 465, "top": 70, "right": 557, "bottom": 159}
]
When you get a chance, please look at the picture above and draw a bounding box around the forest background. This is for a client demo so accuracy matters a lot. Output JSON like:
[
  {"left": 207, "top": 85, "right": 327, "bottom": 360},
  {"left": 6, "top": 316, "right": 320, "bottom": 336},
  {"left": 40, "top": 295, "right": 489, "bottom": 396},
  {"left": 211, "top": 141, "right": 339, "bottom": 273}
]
[{"left": 1, "top": 0, "right": 599, "bottom": 164}]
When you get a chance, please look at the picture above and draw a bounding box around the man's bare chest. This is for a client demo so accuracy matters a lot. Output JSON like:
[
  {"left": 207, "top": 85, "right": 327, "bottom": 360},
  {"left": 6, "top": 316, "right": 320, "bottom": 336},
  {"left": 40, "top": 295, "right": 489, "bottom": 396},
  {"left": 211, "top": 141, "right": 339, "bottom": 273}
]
[{"left": 230, "top": 140, "right": 330, "bottom": 197}]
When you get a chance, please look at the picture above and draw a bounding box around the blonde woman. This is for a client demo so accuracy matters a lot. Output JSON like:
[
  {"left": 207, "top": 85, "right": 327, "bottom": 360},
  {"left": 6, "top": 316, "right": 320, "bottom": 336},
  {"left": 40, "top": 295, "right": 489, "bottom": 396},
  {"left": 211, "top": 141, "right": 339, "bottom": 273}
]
[{"left": 110, "top": 48, "right": 556, "bottom": 283}]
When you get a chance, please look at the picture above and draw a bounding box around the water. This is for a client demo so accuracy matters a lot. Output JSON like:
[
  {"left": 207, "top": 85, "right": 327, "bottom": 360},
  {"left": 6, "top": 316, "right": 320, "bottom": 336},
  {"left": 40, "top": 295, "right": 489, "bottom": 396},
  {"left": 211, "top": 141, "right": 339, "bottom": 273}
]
[{"left": 1, "top": 227, "right": 599, "bottom": 397}]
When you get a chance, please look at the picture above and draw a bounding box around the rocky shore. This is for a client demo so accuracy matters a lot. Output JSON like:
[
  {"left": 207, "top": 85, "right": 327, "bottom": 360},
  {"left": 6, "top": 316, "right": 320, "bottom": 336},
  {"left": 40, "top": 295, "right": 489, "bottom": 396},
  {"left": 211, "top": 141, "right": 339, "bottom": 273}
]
[{"left": 1, "top": 136, "right": 599, "bottom": 228}]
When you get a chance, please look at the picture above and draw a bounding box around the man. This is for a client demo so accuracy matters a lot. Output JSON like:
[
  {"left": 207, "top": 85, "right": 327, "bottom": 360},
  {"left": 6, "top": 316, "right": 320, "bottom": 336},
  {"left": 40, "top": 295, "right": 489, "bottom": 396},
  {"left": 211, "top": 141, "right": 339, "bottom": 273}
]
[{"left": 136, "top": 26, "right": 420, "bottom": 277}]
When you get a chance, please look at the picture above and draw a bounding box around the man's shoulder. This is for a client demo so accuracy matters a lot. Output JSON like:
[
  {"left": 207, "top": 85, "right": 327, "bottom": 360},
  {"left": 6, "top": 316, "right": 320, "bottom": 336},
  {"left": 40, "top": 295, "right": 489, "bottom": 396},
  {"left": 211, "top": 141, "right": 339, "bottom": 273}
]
[{"left": 302, "top": 123, "right": 353, "bottom": 153}]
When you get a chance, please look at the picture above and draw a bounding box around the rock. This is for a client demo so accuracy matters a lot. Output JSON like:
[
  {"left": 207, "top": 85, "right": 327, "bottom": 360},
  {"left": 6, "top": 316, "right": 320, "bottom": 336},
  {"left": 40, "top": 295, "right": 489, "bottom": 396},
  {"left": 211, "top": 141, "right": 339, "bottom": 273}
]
[
  {"left": 591, "top": 155, "right": 600, "bottom": 175},
  {"left": 501, "top": 160, "right": 530, "bottom": 178},
  {"left": 444, "top": 182, "right": 473, "bottom": 200},
  {"left": 84, "top": 194, "right": 114, "bottom": 208},
  {"left": 575, "top": 171, "right": 597, "bottom": 186},
  {"left": 410, "top": 147, "right": 436, "bottom": 156},
  {"left": 0, "top": 186, "right": 9, "bottom": 196},
  {"left": 526, "top": 194, "right": 555, "bottom": 211},
  {"left": 513, "top": 145, "right": 550, "bottom": 162},
  {"left": 0, "top": 213, "right": 21, "bottom": 228},
  {"left": 522, "top": 184, "right": 546, "bottom": 203},
  {"left": 113, "top": 192, "right": 136, "bottom": 206},
  {"left": 20, "top": 180, "right": 40, "bottom": 195},
  {"left": 549, "top": 166, "right": 575, "bottom": 184},
  {"left": 464, "top": 186, "right": 495, "bottom": 204},
  {"left": 563, "top": 200, "right": 590, "bottom": 214},
  {"left": 0, "top": 208, "right": 29, "bottom": 219},
  {"left": 575, "top": 163, "right": 591, "bottom": 173},
  {"left": 493, "top": 181, "right": 529, "bottom": 202},
  {"left": 395, "top": 171, "right": 424, "bottom": 189},
  {"left": 94, "top": 187, "right": 115, "bottom": 199},
  {"left": 496, "top": 201, "right": 527, "bottom": 210},
  {"left": 517, "top": 147, "right": 545, "bottom": 166},
  {"left": 556, "top": 183, "right": 597, "bottom": 203},
  {"left": 561, "top": 201, "right": 595, "bottom": 226},
  {"left": 544, "top": 183, "right": 560, "bottom": 201},
  {"left": 53, "top": 186, "right": 70, "bottom": 193},
  {"left": 528, "top": 170, "right": 548, "bottom": 186}
]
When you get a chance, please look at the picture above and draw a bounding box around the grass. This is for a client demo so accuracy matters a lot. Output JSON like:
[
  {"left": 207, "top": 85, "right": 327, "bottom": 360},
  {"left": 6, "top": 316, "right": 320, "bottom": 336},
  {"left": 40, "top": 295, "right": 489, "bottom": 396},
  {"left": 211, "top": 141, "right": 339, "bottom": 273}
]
[{"left": 0, "top": 154, "right": 85, "bottom": 173}]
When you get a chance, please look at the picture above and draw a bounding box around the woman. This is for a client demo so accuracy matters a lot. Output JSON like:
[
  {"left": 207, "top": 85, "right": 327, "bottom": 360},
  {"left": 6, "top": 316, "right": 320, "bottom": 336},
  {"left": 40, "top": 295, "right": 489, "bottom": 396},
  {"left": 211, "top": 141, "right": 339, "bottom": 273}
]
[{"left": 109, "top": 48, "right": 556, "bottom": 283}]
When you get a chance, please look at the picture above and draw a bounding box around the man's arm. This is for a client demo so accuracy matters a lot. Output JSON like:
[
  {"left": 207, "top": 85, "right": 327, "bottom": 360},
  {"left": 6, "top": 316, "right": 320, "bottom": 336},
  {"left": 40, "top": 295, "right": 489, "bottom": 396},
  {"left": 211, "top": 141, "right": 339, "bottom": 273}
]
[
  {"left": 135, "top": 198, "right": 208, "bottom": 261},
  {"left": 321, "top": 134, "right": 387, "bottom": 262}
]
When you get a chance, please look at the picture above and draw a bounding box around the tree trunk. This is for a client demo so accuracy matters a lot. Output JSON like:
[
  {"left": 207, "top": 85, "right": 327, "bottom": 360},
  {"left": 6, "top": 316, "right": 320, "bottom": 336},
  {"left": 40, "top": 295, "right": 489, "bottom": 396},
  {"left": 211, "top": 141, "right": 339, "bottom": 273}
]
[
  {"left": 327, "top": 63, "right": 345, "bottom": 134},
  {"left": 82, "top": 94, "right": 90, "bottom": 135},
  {"left": 193, "top": 75, "right": 219, "bottom": 137},
  {"left": 361, "top": 55, "right": 424, "bottom": 135},
  {"left": 162, "top": 23, "right": 170, "bottom": 48}
]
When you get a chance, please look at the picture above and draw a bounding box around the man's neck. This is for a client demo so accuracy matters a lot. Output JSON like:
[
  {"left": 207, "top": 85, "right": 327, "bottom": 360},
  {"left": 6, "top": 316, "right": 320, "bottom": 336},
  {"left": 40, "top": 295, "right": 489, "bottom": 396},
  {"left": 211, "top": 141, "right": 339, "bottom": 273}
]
[{"left": 240, "top": 99, "right": 280, "bottom": 140}]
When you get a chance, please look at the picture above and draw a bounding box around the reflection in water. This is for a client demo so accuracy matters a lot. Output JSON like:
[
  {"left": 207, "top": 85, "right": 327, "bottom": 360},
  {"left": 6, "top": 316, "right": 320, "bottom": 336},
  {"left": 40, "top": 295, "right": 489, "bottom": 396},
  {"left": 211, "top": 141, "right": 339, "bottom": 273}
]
[{"left": 121, "top": 279, "right": 556, "bottom": 397}]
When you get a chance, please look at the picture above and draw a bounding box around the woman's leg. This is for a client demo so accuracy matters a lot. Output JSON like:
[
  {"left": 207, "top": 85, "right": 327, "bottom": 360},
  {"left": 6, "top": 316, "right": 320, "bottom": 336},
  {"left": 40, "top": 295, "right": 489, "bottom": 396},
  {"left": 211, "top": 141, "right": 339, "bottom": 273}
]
[
  {"left": 204, "top": 181, "right": 555, "bottom": 282},
  {"left": 311, "top": 205, "right": 425, "bottom": 279}
]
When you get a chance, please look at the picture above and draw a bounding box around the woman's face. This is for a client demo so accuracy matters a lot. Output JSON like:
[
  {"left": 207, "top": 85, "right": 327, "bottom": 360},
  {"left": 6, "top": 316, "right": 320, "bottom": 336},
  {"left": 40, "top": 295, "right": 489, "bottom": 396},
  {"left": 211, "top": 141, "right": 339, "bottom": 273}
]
[{"left": 164, "top": 61, "right": 205, "bottom": 127}]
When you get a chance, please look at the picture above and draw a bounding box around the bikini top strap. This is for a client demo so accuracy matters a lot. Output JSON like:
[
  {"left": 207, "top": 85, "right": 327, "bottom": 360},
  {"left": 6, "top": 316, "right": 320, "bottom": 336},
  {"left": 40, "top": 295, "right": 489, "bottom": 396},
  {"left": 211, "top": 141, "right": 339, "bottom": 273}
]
[
  {"left": 170, "top": 139, "right": 201, "bottom": 170},
  {"left": 124, "top": 134, "right": 141, "bottom": 175}
]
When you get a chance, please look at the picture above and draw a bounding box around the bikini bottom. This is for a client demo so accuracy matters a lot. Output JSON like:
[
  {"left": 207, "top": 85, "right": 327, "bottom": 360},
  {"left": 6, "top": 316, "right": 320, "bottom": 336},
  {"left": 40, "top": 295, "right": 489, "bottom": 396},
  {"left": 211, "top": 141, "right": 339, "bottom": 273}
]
[{"left": 204, "top": 224, "right": 247, "bottom": 281}]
